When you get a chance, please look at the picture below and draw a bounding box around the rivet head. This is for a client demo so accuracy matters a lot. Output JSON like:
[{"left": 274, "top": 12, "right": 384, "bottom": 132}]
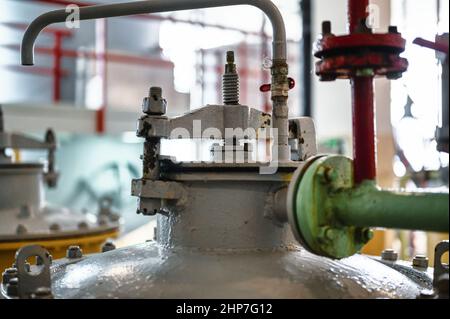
[
  {"left": 381, "top": 249, "right": 398, "bottom": 261},
  {"left": 412, "top": 255, "right": 429, "bottom": 268},
  {"left": 66, "top": 245, "right": 83, "bottom": 259}
]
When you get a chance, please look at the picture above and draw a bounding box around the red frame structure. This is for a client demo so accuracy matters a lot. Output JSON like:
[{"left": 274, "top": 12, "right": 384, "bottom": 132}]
[{"left": 6, "top": 0, "right": 275, "bottom": 133}]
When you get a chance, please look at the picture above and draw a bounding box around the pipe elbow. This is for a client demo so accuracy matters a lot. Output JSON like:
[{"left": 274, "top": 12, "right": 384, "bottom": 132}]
[{"left": 21, "top": 11, "right": 66, "bottom": 66}]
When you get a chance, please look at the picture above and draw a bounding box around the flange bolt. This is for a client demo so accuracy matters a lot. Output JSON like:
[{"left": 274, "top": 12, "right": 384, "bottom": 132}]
[
  {"left": 102, "top": 241, "right": 116, "bottom": 253},
  {"left": 381, "top": 249, "right": 398, "bottom": 261},
  {"left": 412, "top": 255, "right": 429, "bottom": 269},
  {"left": 66, "top": 245, "right": 83, "bottom": 259}
]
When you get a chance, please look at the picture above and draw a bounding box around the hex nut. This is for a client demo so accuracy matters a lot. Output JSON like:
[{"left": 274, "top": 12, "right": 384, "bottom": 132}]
[
  {"left": 2, "top": 268, "right": 18, "bottom": 285},
  {"left": 6, "top": 277, "right": 19, "bottom": 297},
  {"left": 16, "top": 224, "right": 27, "bottom": 235},
  {"left": 142, "top": 87, "right": 167, "bottom": 115},
  {"left": 381, "top": 249, "right": 398, "bottom": 261},
  {"left": 412, "top": 255, "right": 429, "bottom": 268},
  {"left": 102, "top": 241, "right": 116, "bottom": 253},
  {"left": 66, "top": 245, "right": 83, "bottom": 259}
]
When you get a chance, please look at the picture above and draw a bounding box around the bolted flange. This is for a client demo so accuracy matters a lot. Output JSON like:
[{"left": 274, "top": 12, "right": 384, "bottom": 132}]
[{"left": 287, "top": 155, "right": 371, "bottom": 259}]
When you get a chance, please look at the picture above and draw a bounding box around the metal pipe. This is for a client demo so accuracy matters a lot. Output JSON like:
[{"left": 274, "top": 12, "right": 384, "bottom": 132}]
[
  {"left": 351, "top": 76, "right": 376, "bottom": 183},
  {"left": 21, "top": 0, "right": 286, "bottom": 65},
  {"left": 52, "top": 32, "right": 63, "bottom": 103},
  {"left": 21, "top": 0, "right": 290, "bottom": 161},
  {"left": 347, "top": 0, "right": 376, "bottom": 183},
  {"left": 34, "top": 0, "right": 274, "bottom": 38},
  {"left": 333, "top": 182, "right": 449, "bottom": 233},
  {"left": 348, "top": 0, "right": 368, "bottom": 33},
  {"left": 300, "top": 0, "right": 312, "bottom": 117}
]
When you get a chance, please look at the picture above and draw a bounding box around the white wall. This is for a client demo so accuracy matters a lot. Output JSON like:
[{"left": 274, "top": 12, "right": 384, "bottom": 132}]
[{"left": 312, "top": 0, "right": 351, "bottom": 142}]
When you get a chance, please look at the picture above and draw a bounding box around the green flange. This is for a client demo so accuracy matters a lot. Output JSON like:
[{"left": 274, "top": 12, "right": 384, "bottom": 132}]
[
  {"left": 288, "top": 155, "right": 371, "bottom": 259},
  {"left": 288, "top": 155, "right": 450, "bottom": 259}
]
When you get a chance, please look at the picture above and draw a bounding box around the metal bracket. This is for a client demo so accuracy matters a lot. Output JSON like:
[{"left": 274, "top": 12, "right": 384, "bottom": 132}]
[
  {"left": 288, "top": 117, "right": 317, "bottom": 161},
  {"left": 15, "top": 245, "right": 52, "bottom": 299},
  {"left": 132, "top": 179, "right": 187, "bottom": 216},
  {"left": 0, "top": 106, "right": 59, "bottom": 186},
  {"left": 433, "top": 240, "right": 449, "bottom": 286}
]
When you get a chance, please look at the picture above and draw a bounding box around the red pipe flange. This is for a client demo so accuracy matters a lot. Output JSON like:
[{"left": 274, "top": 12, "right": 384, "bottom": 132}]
[{"left": 314, "top": 24, "right": 408, "bottom": 81}]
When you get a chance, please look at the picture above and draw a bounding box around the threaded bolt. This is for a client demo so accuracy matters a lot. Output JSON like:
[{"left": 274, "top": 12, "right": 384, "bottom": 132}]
[
  {"left": 412, "top": 255, "right": 429, "bottom": 269},
  {"left": 322, "top": 21, "right": 332, "bottom": 34},
  {"left": 66, "top": 245, "right": 83, "bottom": 259},
  {"left": 388, "top": 26, "right": 399, "bottom": 34},
  {"left": 149, "top": 86, "right": 162, "bottom": 99},
  {"left": 381, "top": 249, "right": 398, "bottom": 261},
  {"left": 223, "top": 51, "right": 239, "bottom": 105}
]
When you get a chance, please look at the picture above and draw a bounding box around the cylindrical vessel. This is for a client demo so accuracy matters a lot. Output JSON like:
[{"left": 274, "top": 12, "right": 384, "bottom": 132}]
[
  {"left": 0, "top": 164, "right": 120, "bottom": 271},
  {"left": 25, "top": 166, "right": 430, "bottom": 299}
]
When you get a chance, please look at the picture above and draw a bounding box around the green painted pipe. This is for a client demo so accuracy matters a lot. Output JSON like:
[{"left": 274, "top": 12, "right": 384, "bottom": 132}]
[
  {"left": 290, "top": 155, "right": 449, "bottom": 258},
  {"left": 332, "top": 181, "right": 449, "bottom": 233}
]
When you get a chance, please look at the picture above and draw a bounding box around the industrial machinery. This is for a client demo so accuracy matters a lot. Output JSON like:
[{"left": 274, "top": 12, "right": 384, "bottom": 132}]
[
  {"left": 1, "top": 0, "right": 448, "bottom": 299},
  {"left": 0, "top": 106, "right": 120, "bottom": 272}
]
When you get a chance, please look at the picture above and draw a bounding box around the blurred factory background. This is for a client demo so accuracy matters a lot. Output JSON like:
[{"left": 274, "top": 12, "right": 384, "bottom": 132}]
[{"left": 0, "top": 0, "right": 448, "bottom": 262}]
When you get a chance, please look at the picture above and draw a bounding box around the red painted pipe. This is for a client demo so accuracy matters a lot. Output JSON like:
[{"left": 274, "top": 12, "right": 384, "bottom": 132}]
[
  {"left": 53, "top": 32, "right": 63, "bottom": 102},
  {"left": 351, "top": 76, "right": 376, "bottom": 183},
  {"left": 348, "top": 0, "right": 369, "bottom": 33},
  {"left": 348, "top": 0, "right": 376, "bottom": 184}
]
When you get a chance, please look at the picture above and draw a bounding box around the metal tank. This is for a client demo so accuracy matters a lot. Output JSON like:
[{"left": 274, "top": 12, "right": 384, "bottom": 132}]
[
  {"left": 0, "top": 106, "right": 121, "bottom": 271},
  {"left": 1, "top": 0, "right": 448, "bottom": 299}
]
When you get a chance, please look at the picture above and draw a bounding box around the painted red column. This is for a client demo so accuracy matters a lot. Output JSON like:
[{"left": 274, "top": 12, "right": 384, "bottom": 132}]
[
  {"left": 351, "top": 76, "right": 376, "bottom": 183},
  {"left": 348, "top": 0, "right": 376, "bottom": 184},
  {"left": 52, "top": 32, "right": 63, "bottom": 103},
  {"left": 348, "top": 0, "right": 369, "bottom": 33}
]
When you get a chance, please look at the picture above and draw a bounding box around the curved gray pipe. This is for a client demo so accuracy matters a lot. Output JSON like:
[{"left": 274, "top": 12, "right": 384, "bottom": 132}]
[
  {"left": 21, "top": 0, "right": 290, "bottom": 161},
  {"left": 21, "top": 0, "right": 286, "bottom": 65}
]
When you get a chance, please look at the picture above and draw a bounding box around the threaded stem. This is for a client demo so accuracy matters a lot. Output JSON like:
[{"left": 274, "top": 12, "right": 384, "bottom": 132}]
[{"left": 223, "top": 73, "right": 239, "bottom": 105}]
